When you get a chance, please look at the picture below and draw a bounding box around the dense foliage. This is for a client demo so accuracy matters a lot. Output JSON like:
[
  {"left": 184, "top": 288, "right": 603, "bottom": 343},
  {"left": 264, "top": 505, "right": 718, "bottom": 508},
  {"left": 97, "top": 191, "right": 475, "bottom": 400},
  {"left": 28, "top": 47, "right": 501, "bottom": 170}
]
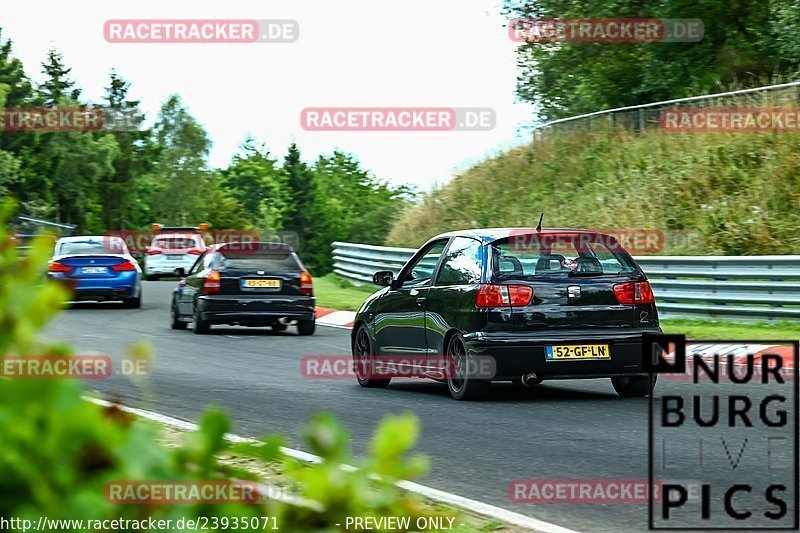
[
  {"left": 0, "top": 29, "right": 411, "bottom": 274},
  {"left": 505, "top": 0, "right": 800, "bottom": 120}
]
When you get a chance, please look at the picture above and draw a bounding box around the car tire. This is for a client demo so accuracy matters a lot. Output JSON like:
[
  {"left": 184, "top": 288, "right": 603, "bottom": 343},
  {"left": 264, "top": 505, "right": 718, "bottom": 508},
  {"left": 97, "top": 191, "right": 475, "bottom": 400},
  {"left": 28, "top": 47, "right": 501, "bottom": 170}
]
[
  {"left": 123, "top": 295, "right": 141, "bottom": 309},
  {"left": 446, "top": 334, "right": 490, "bottom": 401},
  {"left": 193, "top": 304, "right": 210, "bottom": 334},
  {"left": 611, "top": 375, "right": 656, "bottom": 398},
  {"left": 352, "top": 324, "right": 391, "bottom": 388},
  {"left": 147, "top": 274, "right": 159, "bottom": 281},
  {"left": 297, "top": 319, "right": 315, "bottom": 336},
  {"left": 272, "top": 323, "right": 287, "bottom": 332},
  {"left": 170, "top": 298, "right": 187, "bottom": 330}
]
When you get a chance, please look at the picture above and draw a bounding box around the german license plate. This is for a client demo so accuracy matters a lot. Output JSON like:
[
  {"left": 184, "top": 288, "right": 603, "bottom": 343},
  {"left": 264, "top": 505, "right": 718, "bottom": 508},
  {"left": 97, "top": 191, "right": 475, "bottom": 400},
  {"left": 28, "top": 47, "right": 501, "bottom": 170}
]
[
  {"left": 243, "top": 279, "right": 280, "bottom": 289},
  {"left": 81, "top": 266, "right": 107, "bottom": 274},
  {"left": 545, "top": 344, "right": 610, "bottom": 361}
]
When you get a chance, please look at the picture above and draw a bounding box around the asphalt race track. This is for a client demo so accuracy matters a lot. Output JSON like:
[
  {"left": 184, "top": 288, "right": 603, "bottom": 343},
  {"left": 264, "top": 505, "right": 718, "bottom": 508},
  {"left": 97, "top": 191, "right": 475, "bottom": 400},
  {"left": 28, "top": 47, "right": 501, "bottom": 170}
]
[{"left": 43, "top": 281, "right": 797, "bottom": 532}]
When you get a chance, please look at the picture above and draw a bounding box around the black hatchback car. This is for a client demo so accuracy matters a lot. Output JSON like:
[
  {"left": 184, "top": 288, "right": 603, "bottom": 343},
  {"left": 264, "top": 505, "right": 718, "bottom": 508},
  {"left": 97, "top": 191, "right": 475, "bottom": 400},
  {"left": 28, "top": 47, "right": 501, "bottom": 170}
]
[
  {"left": 351, "top": 228, "right": 662, "bottom": 400},
  {"left": 170, "top": 242, "right": 315, "bottom": 335}
]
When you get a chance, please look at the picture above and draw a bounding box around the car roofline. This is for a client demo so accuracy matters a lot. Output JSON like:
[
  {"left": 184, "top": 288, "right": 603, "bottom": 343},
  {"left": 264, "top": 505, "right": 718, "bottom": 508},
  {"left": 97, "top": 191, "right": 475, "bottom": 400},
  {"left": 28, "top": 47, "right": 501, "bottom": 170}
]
[{"left": 424, "top": 228, "right": 619, "bottom": 245}]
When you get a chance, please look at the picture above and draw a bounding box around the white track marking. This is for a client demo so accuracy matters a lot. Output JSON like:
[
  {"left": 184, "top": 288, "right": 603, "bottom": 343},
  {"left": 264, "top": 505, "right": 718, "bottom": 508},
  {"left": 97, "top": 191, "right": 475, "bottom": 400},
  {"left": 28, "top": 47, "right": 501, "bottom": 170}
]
[{"left": 88, "top": 397, "right": 581, "bottom": 533}]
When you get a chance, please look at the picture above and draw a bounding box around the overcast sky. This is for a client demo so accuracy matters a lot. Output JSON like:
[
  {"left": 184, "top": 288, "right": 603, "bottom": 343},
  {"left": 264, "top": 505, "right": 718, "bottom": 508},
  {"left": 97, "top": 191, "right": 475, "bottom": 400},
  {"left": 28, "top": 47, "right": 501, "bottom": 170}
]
[{"left": 2, "top": 0, "right": 535, "bottom": 190}]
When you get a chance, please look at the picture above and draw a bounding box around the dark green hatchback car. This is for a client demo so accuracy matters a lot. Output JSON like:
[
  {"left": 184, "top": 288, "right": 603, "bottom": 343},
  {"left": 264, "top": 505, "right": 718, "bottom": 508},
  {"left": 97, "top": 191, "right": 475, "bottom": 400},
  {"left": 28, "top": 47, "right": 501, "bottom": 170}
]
[{"left": 351, "top": 228, "right": 662, "bottom": 400}]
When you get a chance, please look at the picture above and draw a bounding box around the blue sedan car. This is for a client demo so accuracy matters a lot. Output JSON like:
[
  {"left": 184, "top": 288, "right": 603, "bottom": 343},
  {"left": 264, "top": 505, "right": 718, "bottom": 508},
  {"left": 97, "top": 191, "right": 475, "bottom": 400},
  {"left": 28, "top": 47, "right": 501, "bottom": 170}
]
[{"left": 47, "top": 236, "right": 143, "bottom": 308}]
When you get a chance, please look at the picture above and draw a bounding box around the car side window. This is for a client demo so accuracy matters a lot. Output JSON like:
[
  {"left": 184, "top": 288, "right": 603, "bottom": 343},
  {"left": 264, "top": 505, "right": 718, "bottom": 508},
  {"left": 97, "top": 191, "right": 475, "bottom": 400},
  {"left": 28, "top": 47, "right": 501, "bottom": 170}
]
[
  {"left": 188, "top": 253, "right": 206, "bottom": 275},
  {"left": 399, "top": 241, "right": 447, "bottom": 288},
  {"left": 434, "top": 237, "right": 483, "bottom": 285}
]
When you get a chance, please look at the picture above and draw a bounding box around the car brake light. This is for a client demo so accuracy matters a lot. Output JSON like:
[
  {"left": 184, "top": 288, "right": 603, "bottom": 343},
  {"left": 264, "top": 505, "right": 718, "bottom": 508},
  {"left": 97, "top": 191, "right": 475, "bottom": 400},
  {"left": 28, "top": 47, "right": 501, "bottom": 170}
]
[
  {"left": 48, "top": 261, "right": 72, "bottom": 272},
  {"left": 300, "top": 271, "right": 313, "bottom": 295},
  {"left": 111, "top": 261, "right": 137, "bottom": 272},
  {"left": 614, "top": 281, "right": 655, "bottom": 304},
  {"left": 203, "top": 270, "right": 221, "bottom": 292},
  {"left": 476, "top": 284, "right": 532, "bottom": 307},
  {"left": 146, "top": 248, "right": 163, "bottom": 255},
  {"left": 187, "top": 248, "right": 203, "bottom": 255},
  {"left": 508, "top": 285, "right": 533, "bottom": 306}
]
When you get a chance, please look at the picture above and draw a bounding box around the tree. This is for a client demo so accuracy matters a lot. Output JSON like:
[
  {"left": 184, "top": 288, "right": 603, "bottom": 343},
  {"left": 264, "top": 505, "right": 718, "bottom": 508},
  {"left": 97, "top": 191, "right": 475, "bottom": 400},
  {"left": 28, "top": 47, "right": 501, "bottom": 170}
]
[
  {"left": 99, "top": 69, "right": 152, "bottom": 229},
  {"left": 146, "top": 95, "right": 211, "bottom": 225},
  {"left": 302, "top": 151, "right": 411, "bottom": 274},
  {"left": 282, "top": 142, "right": 314, "bottom": 236},
  {"left": 39, "top": 48, "right": 81, "bottom": 108},
  {"left": 220, "top": 137, "right": 289, "bottom": 229},
  {"left": 505, "top": 0, "right": 800, "bottom": 120}
]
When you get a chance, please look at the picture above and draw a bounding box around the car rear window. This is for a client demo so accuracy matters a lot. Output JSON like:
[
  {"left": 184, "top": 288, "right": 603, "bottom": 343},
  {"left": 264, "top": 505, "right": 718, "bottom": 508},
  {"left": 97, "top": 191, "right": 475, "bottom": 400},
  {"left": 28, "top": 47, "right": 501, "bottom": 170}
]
[
  {"left": 491, "top": 233, "right": 638, "bottom": 280},
  {"left": 58, "top": 240, "right": 124, "bottom": 255},
  {"left": 217, "top": 252, "right": 302, "bottom": 272},
  {"left": 152, "top": 234, "right": 202, "bottom": 249}
]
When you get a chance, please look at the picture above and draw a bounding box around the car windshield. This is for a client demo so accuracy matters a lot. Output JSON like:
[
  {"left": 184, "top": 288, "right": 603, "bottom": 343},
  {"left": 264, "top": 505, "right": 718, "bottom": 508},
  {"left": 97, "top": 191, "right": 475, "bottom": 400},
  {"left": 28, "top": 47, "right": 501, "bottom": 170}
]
[
  {"left": 57, "top": 240, "right": 123, "bottom": 256},
  {"left": 491, "top": 233, "right": 638, "bottom": 280}
]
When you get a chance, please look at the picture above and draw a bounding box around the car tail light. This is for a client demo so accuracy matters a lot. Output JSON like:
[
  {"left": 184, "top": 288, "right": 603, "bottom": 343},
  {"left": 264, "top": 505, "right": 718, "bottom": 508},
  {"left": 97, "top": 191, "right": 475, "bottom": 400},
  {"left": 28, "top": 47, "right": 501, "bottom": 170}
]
[
  {"left": 203, "top": 270, "right": 221, "bottom": 293},
  {"left": 635, "top": 281, "right": 655, "bottom": 303},
  {"left": 48, "top": 261, "right": 72, "bottom": 272},
  {"left": 111, "top": 260, "right": 137, "bottom": 272},
  {"left": 187, "top": 248, "right": 203, "bottom": 255},
  {"left": 476, "top": 284, "right": 532, "bottom": 307},
  {"left": 300, "top": 271, "right": 313, "bottom": 295},
  {"left": 508, "top": 285, "right": 533, "bottom": 306},
  {"left": 146, "top": 248, "right": 163, "bottom": 255},
  {"left": 614, "top": 281, "right": 655, "bottom": 304}
]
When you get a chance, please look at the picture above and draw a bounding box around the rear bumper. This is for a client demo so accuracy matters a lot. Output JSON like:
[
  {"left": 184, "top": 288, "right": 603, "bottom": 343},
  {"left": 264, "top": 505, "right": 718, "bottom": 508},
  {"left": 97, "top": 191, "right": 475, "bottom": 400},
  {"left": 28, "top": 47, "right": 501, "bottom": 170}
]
[
  {"left": 464, "top": 327, "right": 663, "bottom": 380},
  {"left": 197, "top": 294, "right": 315, "bottom": 325},
  {"left": 145, "top": 260, "right": 196, "bottom": 276},
  {"left": 48, "top": 273, "right": 140, "bottom": 300}
]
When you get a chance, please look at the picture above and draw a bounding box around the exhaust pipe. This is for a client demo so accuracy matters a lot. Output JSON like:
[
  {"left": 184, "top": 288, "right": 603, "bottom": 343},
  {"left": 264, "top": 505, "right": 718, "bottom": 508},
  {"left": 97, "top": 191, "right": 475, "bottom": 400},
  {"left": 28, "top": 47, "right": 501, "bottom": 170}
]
[
  {"left": 520, "top": 372, "right": 542, "bottom": 387},
  {"left": 278, "top": 317, "right": 298, "bottom": 326}
]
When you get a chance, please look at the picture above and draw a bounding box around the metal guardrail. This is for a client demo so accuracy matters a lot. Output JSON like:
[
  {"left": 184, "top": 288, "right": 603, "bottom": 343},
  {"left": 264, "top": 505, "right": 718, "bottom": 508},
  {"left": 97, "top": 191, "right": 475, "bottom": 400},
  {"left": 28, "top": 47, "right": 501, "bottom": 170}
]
[
  {"left": 532, "top": 80, "right": 800, "bottom": 139},
  {"left": 332, "top": 242, "right": 800, "bottom": 322}
]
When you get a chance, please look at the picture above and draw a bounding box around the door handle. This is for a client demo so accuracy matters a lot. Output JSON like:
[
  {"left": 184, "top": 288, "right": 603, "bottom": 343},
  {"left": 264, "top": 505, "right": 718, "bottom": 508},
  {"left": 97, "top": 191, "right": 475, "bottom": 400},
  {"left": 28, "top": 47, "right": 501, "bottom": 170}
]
[{"left": 416, "top": 297, "right": 426, "bottom": 305}]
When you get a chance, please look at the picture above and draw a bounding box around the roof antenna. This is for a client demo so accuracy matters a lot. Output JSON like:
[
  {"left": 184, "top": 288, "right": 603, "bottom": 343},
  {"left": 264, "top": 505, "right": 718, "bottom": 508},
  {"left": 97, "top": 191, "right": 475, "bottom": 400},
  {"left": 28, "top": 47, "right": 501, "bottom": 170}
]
[{"left": 535, "top": 212, "right": 544, "bottom": 232}]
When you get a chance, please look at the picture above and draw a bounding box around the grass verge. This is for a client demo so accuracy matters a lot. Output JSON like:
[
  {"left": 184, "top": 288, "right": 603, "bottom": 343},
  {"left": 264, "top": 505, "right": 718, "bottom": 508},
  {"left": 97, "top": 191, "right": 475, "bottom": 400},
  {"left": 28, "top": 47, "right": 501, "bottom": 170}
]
[
  {"left": 157, "top": 423, "right": 514, "bottom": 532},
  {"left": 314, "top": 273, "right": 379, "bottom": 311},
  {"left": 661, "top": 318, "right": 800, "bottom": 341}
]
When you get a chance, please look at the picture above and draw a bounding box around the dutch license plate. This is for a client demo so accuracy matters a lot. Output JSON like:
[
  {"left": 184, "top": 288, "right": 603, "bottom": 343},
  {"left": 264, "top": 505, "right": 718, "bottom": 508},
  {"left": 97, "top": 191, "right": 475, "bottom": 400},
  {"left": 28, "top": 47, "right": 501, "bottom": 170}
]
[
  {"left": 81, "top": 266, "right": 107, "bottom": 274},
  {"left": 243, "top": 279, "right": 281, "bottom": 289},
  {"left": 545, "top": 344, "right": 610, "bottom": 361}
]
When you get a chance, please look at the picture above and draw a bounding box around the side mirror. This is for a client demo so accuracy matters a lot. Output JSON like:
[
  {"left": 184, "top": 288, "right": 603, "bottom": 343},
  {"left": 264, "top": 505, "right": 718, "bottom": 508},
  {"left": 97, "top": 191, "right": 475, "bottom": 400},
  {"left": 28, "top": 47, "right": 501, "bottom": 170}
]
[
  {"left": 372, "top": 270, "right": 394, "bottom": 287},
  {"left": 173, "top": 267, "right": 186, "bottom": 278},
  {"left": 131, "top": 252, "right": 142, "bottom": 260}
]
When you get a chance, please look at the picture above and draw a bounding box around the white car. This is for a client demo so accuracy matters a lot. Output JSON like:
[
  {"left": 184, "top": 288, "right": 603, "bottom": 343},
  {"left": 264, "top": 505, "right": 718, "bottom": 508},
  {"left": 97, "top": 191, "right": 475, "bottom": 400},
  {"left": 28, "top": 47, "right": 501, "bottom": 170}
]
[{"left": 144, "top": 231, "right": 206, "bottom": 280}]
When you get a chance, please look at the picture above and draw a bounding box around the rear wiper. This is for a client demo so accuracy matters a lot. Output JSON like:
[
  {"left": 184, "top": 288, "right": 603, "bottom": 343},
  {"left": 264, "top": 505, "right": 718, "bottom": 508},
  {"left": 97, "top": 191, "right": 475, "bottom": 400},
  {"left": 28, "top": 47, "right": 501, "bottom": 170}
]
[{"left": 567, "top": 270, "right": 605, "bottom": 278}]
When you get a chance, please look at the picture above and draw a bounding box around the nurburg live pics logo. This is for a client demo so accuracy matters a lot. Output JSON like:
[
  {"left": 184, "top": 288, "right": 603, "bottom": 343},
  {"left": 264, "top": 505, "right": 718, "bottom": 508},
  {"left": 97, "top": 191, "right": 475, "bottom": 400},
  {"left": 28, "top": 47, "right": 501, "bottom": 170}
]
[{"left": 645, "top": 334, "right": 798, "bottom": 530}]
